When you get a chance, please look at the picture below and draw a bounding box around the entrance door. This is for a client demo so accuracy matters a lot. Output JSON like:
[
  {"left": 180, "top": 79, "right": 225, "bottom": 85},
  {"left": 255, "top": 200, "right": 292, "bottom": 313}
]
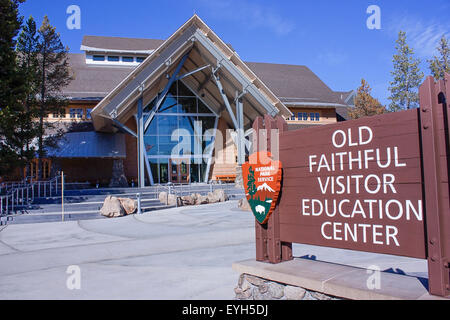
[{"left": 169, "top": 159, "right": 190, "bottom": 184}]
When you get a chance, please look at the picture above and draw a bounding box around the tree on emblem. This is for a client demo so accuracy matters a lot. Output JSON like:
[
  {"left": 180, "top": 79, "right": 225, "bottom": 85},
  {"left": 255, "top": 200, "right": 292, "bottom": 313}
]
[{"left": 247, "top": 166, "right": 257, "bottom": 200}]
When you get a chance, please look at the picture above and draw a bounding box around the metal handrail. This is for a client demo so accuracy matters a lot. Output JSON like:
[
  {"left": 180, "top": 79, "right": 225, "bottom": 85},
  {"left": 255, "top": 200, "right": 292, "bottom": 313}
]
[{"left": 0, "top": 175, "right": 61, "bottom": 216}]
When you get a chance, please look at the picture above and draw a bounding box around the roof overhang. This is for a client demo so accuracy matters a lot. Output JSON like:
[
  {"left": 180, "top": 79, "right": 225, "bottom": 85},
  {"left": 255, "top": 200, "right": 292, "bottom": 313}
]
[
  {"left": 80, "top": 45, "right": 155, "bottom": 55},
  {"left": 91, "top": 15, "right": 291, "bottom": 132},
  {"left": 285, "top": 102, "right": 349, "bottom": 108}
]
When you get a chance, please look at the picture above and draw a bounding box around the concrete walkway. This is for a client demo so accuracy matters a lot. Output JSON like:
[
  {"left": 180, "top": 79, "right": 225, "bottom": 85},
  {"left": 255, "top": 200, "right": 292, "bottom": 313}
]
[
  {"left": 0, "top": 201, "right": 255, "bottom": 300},
  {"left": 0, "top": 200, "right": 428, "bottom": 300}
]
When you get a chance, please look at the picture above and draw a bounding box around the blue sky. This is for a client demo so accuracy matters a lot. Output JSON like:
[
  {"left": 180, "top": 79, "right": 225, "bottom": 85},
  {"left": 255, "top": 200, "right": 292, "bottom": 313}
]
[{"left": 18, "top": 0, "right": 450, "bottom": 105}]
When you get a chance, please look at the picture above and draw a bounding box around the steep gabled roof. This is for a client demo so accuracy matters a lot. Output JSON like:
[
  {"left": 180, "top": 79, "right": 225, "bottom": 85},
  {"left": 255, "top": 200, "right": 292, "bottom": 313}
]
[
  {"left": 91, "top": 14, "right": 291, "bottom": 132},
  {"left": 245, "top": 62, "right": 347, "bottom": 107},
  {"left": 65, "top": 53, "right": 135, "bottom": 100}
]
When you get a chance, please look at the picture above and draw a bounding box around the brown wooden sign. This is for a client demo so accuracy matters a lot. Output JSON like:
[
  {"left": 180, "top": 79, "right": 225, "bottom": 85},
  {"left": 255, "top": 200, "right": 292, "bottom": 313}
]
[
  {"left": 252, "top": 74, "right": 450, "bottom": 297},
  {"left": 279, "top": 109, "right": 426, "bottom": 258}
]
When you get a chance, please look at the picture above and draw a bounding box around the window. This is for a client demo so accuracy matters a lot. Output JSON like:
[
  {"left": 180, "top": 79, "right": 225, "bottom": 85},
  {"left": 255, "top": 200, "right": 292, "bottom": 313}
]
[
  {"left": 93, "top": 55, "right": 105, "bottom": 61},
  {"left": 53, "top": 109, "right": 66, "bottom": 118},
  {"left": 122, "top": 56, "right": 134, "bottom": 63},
  {"left": 70, "top": 108, "right": 83, "bottom": 119},
  {"left": 315, "top": 113, "right": 320, "bottom": 121},
  {"left": 310, "top": 113, "right": 315, "bottom": 121},
  {"left": 107, "top": 56, "right": 120, "bottom": 62},
  {"left": 86, "top": 108, "right": 93, "bottom": 120},
  {"left": 297, "top": 113, "right": 302, "bottom": 121},
  {"left": 144, "top": 81, "right": 218, "bottom": 184},
  {"left": 303, "top": 113, "right": 308, "bottom": 121},
  {"left": 290, "top": 115, "right": 296, "bottom": 121},
  {"left": 136, "top": 57, "right": 145, "bottom": 63}
]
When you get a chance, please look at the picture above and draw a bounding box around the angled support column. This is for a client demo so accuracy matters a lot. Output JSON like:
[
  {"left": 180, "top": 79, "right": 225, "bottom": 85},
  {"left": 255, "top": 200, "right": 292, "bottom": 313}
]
[
  {"left": 212, "top": 68, "right": 239, "bottom": 129},
  {"left": 176, "top": 64, "right": 210, "bottom": 81},
  {"left": 144, "top": 52, "right": 190, "bottom": 131},
  {"left": 137, "top": 95, "right": 145, "bottom": 188},
  {"left": 111, "top": 118, "right": 137, "bottom": 138},
  {"left": 212, "top": 67, "right": 248, "bottom": 165},
  {"left": 143, "top": 151, "right": 154, "bottom": 185},
  {"left": 236, "top": 94, "right": 245, "bottom": 165}
]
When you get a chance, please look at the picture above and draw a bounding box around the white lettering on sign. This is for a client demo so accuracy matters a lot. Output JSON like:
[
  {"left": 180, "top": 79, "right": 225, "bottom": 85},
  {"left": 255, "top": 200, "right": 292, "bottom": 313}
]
[{"left": 303, "top": 126, "right": 421, "bottom": 248}]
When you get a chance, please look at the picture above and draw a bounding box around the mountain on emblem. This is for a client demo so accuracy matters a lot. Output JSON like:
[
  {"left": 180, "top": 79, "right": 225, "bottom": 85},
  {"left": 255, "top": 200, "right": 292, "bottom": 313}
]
[{"left": 257, "top": 183, "right": 275, "bottom": 192}]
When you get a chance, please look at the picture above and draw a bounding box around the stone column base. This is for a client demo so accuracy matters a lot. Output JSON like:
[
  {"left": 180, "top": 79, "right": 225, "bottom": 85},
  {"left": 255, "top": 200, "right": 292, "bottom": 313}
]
[{"left": 234, "top": 274, "right": 339, "bottom": 300}]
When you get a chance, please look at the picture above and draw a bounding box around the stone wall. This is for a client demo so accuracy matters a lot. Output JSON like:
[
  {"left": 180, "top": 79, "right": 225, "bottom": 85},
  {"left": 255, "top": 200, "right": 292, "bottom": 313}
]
[{"left": 234, "top": 274, "right": 341, "bottom": 300}]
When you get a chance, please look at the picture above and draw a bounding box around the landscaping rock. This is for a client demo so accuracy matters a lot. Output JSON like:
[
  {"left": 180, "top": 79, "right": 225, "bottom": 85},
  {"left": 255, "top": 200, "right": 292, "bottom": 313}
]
[
  {"left": 100, "top": 196, "right": 125, "bottom": 218},
  {"left": 284, "top": 285, "right": 306, "bottom": 300},
  {"left": 118, "top": 198, "right": 137, "bottom": 215},
  {"left": 267, "top": 282, "right": 285, "bottom": 299},
  {"left": 245, "top": 274, "right": 266, "bottom": 287},
  {"left": 205, "top": 189, "right": 228, "bottom": 203},
  {"left": 167, "top": 193, "right": 180, "bottom": 206},
  {"left": 181, "top": 195, "right": 196, "bottom": 206},
  {"left": 238, "top": 198, "right": 252, "bottom": 211},
  {"left": 159, "top": 192, "right": 168, "bottom": 205},
  {"left": 252, "top": 287, "right": 272, "bottom": 300},
  {"left": 195, "top": 194, "right": 209, "bottom": 205}
]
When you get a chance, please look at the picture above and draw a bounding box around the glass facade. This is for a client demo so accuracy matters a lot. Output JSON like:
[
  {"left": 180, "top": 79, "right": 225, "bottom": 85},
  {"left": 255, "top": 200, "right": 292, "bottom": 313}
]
[{"left": 144, "top": 81, "right": 218, "bottom": 184}]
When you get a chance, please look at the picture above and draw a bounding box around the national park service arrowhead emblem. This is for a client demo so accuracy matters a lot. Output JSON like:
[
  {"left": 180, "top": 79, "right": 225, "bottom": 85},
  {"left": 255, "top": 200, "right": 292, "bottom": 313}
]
[{"left": 242, "top": 151, "right": 282, "bottom": 224}]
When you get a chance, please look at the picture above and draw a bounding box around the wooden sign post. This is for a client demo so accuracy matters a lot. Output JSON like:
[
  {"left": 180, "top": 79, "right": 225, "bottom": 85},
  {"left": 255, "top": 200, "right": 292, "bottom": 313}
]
[{"left": 248, "top": 74, "right": 450, "bottom": 297}]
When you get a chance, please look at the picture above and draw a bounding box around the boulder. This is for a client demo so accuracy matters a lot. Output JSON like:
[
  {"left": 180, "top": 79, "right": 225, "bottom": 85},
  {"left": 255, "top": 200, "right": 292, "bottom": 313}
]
[
  {"left": 238, "top": 198, "right": 252, "bottom": 211},
  {"left": 267, "top": 282, "right": 285, "bottom": 299},
  {"left": 167, "top": 193, "right": 181, "bottom": 206},
  {"left": 159, "top": 192, "right": 168, "bottom": 205},
  {"left": 181, "top": 195, "right": 196, "bottom": 206},
  {"left": 284, "top": 286, "right": 306, "bottom": 300},
  {"left": 118, "top": 198, "right": 137, "bottom": 215},
  {"left": 195, "top": 194, "right": 209, "bottom": 205},
  {"left": 207, "top": 189, "right": 228, "bottom": 203},
  {"left": 100, "top": 196, "right": 125, "bottom": 218}
]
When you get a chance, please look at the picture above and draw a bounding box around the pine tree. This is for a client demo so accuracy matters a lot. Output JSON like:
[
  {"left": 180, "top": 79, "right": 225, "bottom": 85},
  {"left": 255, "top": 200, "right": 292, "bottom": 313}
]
[
  {"left": 349, "top": 79, "right": 386, "bottom": 119},
  {"left": 428, "top": 36, "right": 450, "bottom": 80},
  {"left": 34, "top": 16, "right": 72, "bottom": 179},
  {"left": 16, "top": 16, "right": 40, "bottom": 178},
  {"left": 0, "top": 0, "right": 34, "bottom": 177},
  {"left": 388, "top": 31, "right": 424, "bottom": 112}
]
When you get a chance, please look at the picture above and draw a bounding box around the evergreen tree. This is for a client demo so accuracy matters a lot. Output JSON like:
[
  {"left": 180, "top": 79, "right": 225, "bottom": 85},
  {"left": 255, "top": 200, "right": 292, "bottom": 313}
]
[
  {"left": 428, "top": 35, "right": 450, "bottom": 80},
  {"left": 31, "top": 16, "right": 72, "bottom": 179},
  {"left": 16, "top": 16, "right": 40, "bottom": 178},
  {"left": 0, "top": 0, "right": 34, "bottom": 176},
  {"left": 349, "top": 79, "right": 386, "bottom": 120},
  {"left": 388, "top": 31, "right": 424, "bottom": 112}
]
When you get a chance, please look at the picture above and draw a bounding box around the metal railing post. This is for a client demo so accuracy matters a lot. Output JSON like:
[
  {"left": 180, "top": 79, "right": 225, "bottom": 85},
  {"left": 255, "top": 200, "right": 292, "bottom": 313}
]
[
  {"left": 61, "top": 172, "right": 65, "bottom": 222},
  {"left": 136, "top": 193, "right": 142, "bottom": 214}
]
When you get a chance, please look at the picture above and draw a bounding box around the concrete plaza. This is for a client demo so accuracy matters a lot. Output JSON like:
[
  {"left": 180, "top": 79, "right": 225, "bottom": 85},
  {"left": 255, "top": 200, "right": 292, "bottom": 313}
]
[{"left": 0, "top": 201, "right": 428, "bottom": 300}]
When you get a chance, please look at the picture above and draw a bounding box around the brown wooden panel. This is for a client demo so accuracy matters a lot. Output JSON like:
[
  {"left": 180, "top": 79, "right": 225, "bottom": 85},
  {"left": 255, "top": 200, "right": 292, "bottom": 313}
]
[
  {"left": 277, "top": 108, "right": 427, "bottom": 259},
  {"left": 279, "top": 221, "right": 426, "bottom": 258}
]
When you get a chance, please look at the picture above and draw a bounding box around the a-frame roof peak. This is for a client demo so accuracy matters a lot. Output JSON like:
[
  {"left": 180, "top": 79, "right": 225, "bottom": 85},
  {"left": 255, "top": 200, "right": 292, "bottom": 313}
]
[{"left": 91, "top": 14, "right": 290, "bottom": 132}]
